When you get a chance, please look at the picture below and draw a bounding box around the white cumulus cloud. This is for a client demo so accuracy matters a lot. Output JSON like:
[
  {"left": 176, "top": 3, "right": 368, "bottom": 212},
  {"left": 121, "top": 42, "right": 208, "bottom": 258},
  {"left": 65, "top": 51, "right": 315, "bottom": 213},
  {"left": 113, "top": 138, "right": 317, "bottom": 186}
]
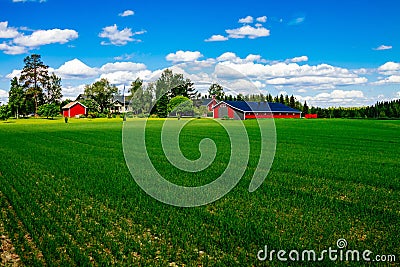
[
  {"left": 238, "top": 16, "right": 254, "bottom": 24},
  {"left": 119, "top": 10, "right": 134, "bottom": 17},
  {"left": 205, "top": 34, "right": 228, "bottom": 42},
  {"left": 0, "top": 89, "right": 8, "bottom": 97},
  {"left": 0, "top": 43, "right": 27, "bottom": 55},
  {"left": 99, "top": 24, "right": 145, "bottom": 46},
  {"left": 214, "top": 58, "right": 368, "bottom": 90},
  {"left": 6, "top": 69, "right": 22, "bottom": 79},
  {"left": 374, "top": 75, "right": 400, "bottom": 85},
  {"left": 13, "top": 29, "right": 78, "bottom": 47},
  {"left": 100, "top": 70, "right": 153, "bottom": 85},
  {"left": 256, "top": 16, "right": 267, "bottom": 23},
  {"left": 0, "top": 89, "right": 8, "bottom": 105},
  {"left": 289, "top": 56, "right": 308, "bottom": 63},
  {"left": 100, "top": 62, "right": 147, "bottom": 73},
  {"left": 0, "top": 21, "right": 78, "bottom": 55},
  {"left": 217, "top": 52, "right": 240, "bottom": 62},
  {"left": 62, "top": 84, "right": 85, "bottom": 100},
  {"left": 205, "top": 15, "right": 270, "bottom": 42},
  {"left": 166, "top": 50, "right": 203, "bottom": 63},
  {"left": 0, "top": 21, "right": 19, "bottom": 38},
  {"left": 55, "top": 59, "right": 98, "bottom": 79},
  {"left": 299, "top": 90, "right": 365, "bottom": 105},
  {"left": 226, "top": 25, "right": 270, "bottom": 39},
  {"left": 245, "top": 54, "right": 261, "bottom": 62},
  {"left": 377, "top": 61, "right": 400, "bottom": 75}
]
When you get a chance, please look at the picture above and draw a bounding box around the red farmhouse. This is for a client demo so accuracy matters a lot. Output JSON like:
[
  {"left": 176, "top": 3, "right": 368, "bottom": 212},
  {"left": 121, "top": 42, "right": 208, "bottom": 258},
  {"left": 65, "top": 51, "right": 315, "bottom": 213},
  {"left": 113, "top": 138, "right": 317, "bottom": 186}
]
[
  {"left": 202, "top": 98, "right": 218, "bottom": 111},
  {"left": 62, "top": 101, "right": 87, "bottom": 118},
  {"left": 213, "top": 101, "right": 301, "bottom": 120}
]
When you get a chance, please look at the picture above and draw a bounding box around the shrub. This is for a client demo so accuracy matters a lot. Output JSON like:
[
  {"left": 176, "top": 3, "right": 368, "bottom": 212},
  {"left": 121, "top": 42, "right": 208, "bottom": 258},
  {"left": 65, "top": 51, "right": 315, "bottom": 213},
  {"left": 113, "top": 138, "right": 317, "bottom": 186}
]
[
  {"left": 0, "top": 105, "right": 11, "bottom": 121},
  {"left": 88, "top": 112, "right": 97, "bottom": 118},
  {"left": 138, "top": 113, "right": 150, "bottom": 118}
]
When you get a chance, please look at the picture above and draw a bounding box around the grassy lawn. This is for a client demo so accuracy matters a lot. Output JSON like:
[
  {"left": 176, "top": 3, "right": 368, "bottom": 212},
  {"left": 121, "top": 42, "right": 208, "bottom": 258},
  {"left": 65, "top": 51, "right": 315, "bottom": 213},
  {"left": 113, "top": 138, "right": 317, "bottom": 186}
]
[{"left": 0, "top": 118, "right": 399, "bottom": 266}]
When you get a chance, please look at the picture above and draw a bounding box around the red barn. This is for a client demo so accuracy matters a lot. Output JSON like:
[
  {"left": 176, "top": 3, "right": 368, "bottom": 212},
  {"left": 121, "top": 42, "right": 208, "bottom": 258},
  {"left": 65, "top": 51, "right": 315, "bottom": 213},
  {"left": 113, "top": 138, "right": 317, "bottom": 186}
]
[
  {"left": 213, "top": 101, "right": 301, "bottom": 120},
  {"left": 199, "top": 98, "right": 218, "bottom": 111},
  {"left": 62, "top": 101, "right": 87, "bottom": 118}
]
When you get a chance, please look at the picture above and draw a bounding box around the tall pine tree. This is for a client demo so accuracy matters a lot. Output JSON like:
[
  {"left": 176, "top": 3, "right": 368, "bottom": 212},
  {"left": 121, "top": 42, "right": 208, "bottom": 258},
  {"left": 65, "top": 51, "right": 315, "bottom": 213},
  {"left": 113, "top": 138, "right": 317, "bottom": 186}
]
[{"left": 19, "top": 54, "right": 49, "bottom": 115}]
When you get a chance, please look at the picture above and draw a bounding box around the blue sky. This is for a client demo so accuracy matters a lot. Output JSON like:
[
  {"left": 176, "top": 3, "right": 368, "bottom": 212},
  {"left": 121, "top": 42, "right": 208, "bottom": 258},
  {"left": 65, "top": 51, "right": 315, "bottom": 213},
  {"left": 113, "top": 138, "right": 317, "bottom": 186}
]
[{"left": 1, "top": 0, "right": 400, "bottom": 107}]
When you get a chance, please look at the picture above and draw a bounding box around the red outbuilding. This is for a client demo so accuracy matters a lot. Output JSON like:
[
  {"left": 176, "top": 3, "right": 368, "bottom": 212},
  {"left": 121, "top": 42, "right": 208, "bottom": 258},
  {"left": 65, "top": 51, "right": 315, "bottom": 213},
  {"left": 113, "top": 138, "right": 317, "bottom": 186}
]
[
  {"left": 213, "top": 101, "right": 301, "bottom": 120},
  {"left": 62, "top": 101, "right": 87, "bottom": 118},
  {"left": 305, "top": 114, "right": 318, "bottom": 119}
]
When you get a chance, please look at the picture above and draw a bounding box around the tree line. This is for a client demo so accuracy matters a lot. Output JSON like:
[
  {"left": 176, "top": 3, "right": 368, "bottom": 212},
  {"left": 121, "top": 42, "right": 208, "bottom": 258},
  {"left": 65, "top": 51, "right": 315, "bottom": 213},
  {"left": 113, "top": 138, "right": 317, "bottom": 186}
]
[
  {"left": 1, "top": 54, "right": 399, "bottom": 120},
  {"left": 307, "top": 99, "right": 400, "bottom": 119},
  {"left": 1, "top": 54, "right": 63, "bottom": 120}
]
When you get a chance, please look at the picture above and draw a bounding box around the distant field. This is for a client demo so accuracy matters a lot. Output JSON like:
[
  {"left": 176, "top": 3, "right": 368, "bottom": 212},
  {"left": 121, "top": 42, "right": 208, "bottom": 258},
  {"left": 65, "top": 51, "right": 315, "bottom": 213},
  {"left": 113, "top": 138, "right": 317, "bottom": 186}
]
[{"left": 0, "top": 118, "right": 399, "bottom": 266}]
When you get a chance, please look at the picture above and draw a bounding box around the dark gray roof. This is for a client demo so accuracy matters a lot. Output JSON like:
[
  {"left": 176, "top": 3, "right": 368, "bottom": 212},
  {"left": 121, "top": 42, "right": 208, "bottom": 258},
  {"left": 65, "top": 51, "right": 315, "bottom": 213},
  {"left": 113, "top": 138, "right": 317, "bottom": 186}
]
[
  {"left": 216, "top": 101, "right": 301, "bottom": 113},
  {"left": 112, "top": 95, "right": 129, "bottom": 104},
  {"left": 201, "top": 98, "right": 213, "bottom": 106},
  {"left": 76, "top": 94, "right": 129, "bottom": 104},
  {"left": 75, "top": 94, "right": 89, "bottom": 101}
]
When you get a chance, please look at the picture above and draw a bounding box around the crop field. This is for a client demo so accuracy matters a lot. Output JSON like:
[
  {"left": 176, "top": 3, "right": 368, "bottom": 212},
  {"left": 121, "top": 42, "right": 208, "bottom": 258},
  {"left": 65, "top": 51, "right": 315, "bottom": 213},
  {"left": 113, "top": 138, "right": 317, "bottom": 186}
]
[{"left": 0, "top": 118, "right": 399, "bottom": 266}]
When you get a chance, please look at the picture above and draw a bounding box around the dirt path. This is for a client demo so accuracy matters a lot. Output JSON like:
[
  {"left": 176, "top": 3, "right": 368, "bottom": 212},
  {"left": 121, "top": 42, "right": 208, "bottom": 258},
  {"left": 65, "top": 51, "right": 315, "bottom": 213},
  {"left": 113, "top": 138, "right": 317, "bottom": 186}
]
[{"left": 0, "top": 222, "right": 22, "bottom": 266}]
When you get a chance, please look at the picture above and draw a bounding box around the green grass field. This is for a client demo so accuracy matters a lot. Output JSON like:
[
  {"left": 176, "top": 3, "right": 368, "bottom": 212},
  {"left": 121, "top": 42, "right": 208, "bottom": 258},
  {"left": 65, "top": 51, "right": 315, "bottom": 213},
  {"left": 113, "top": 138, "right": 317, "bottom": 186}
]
[{"left": 0, "top": 118, "right": 399, "bottom": 266}]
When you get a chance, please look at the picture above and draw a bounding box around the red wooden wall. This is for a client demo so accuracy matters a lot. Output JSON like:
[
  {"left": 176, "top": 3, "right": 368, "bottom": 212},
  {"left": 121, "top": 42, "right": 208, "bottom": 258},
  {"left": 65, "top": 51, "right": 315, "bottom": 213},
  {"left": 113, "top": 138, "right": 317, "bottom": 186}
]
[{"left": 63, "top": 104, "right": 86, "bottom": 118}]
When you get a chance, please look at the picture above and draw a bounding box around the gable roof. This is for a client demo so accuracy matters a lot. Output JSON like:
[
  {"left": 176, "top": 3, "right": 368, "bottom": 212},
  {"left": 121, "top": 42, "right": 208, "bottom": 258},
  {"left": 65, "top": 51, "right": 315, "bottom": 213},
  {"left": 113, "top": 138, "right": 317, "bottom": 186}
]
[
  {"left": 215, "top": 101, "right": 301, "bottom": 113},
  {"left": 112, "top": 95, "right": 130, "bottom": 104},
  {"left": 75, "top": 94, "right": 89, "bottom": 101},
  {"left": 62, "top": 101, "right": 87, "bottom": 110},
  {"left": 200, "top": 98, "right": 213, "bottom": 106}
]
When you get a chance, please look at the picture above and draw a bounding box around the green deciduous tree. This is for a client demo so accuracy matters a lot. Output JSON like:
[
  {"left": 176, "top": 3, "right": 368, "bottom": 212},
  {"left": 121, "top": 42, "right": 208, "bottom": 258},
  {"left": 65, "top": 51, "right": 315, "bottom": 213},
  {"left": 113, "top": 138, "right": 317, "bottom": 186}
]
[
  {"left": 130, "top": 82, "right": 154, "bottom": 116},
  {"left": 167, "top": 96, "right": 193, "bottom": 118},
  {"left": 84, "top": 78, "right": 118, "bottom": 113},
  {"left": 8, "top": 77, "right": 25, "bottom": 118},
  {"left": 44, "top": 73, "right": 63, "bottom": 105},
  {"left": 37, "top": 103, "right": 60, "bottom": 119},
  {"left": 0, "top": 105, "right": 11, "bottom": 121},
  {"left": 80, "top": 99, "right": 100, "bottom": 113}
]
